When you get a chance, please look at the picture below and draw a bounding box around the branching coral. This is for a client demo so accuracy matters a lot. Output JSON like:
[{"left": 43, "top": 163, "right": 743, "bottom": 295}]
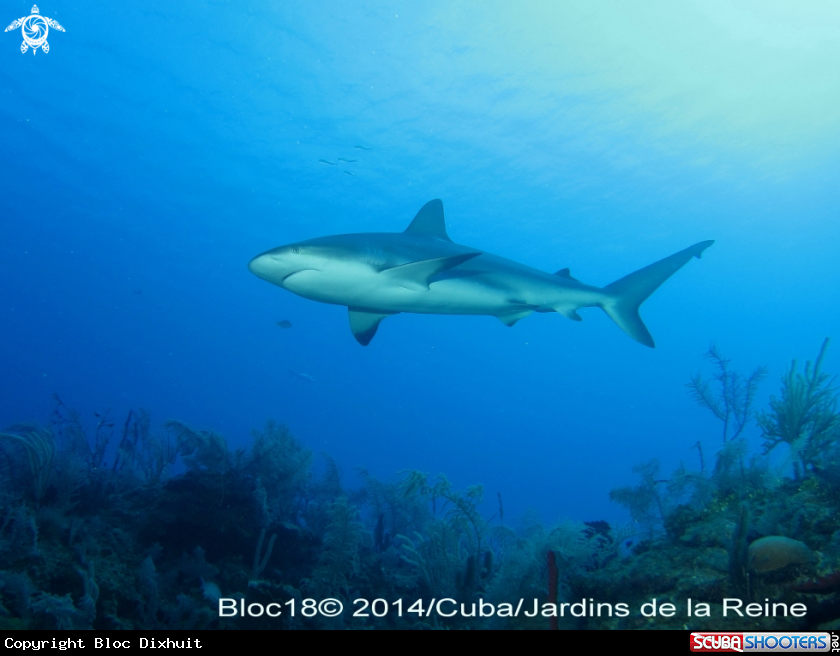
[
  {"left": 251, "top": 527, "right": 277, "bottom": 581},
  {"left": 0, "top": 504, "right": 39, "bottom": 561},
  {"left": 109, "top": 410, "right": 178, "bottom": 485},
  {"left": 356, "top": 468, "right": 428, "bottom": 552},
  {"left": 392, "top": 471, "right": 495, "bottom": 604},
  {"left": 757, "top": 338, "right": 839, "bottom": 478},
  {"left": 248, "top": 421, "right": 311, "bottom": 521},
  {"left": 29, "top": 592, "right": 88, "bottom": 629},
  {"left": 50, "top": 401, "right": 176, "bottom": 489},
  {"left": 432, "top": 475, "right": 485, "bottom": 558},
  {"left": 163, "top": 419, "right": 230, "bottom": 474},
  {"left": 303, "top": 496, "right": 363, "bottom": 599},
  {"left": 0, "top": 425, "right": 55, "bottom": 505},
  {"left": 397, "top": 471, "right": 486, "bottom": 558},
  {"left": 608, "top": 460, "right": 668, "bottom": 535},
  {"left": 399, "top": 523, "right": 462, "bottom": 597},
  {"left": 139, "top": 429, "right": 178, "bottom": 485},
  {"left": 50, "top": 395, "right": 102, "bottom": 467},
  {"left": 686, "top": 343, "right": 767, "bottom": 444}
]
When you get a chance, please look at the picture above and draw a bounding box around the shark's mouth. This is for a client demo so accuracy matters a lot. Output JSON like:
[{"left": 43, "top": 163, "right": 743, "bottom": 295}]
[{"left": 282, "top": 269, "right": 319, "bottom": 284}]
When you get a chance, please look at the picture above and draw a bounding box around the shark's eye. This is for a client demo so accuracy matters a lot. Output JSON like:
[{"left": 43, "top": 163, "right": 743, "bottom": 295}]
[{"left": 292, "top": 247, "right": 300, "bottom": 254}]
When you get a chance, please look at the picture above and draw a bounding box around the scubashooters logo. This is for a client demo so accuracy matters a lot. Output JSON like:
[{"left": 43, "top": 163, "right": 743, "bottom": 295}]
[
  {"left": 5, "top": 5, "right": 64, "bottom": 55},
  {"left": 690, "top": 632, "right": 834, "bottom": 652}
]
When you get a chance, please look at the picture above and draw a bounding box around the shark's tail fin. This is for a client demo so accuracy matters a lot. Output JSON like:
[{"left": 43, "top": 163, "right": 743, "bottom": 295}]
[{"left": 600, "top": 240, "right": 714, "bottom": 347}]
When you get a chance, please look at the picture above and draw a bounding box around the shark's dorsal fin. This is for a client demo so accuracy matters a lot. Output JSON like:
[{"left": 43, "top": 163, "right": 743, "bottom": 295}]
[
  {"left": 348, "top": 308, "right": 396, "bottom": 346},
  {"left": 554, "top": 267, "right": 580, "bottom": 282},
  {"left": 404, "top": 199, "right": 451, "bottom": 242},
  {"left": 381, "top": 252, "right": 481, "bottom": 291}
]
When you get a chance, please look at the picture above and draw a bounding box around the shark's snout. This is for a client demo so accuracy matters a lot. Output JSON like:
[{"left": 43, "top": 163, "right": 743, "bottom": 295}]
[
  {"left": 248, "top": 250, "right": 320, "bottom": 288},
  {"left": 247, "top": 253, "right": 273, "bottom": 281}
]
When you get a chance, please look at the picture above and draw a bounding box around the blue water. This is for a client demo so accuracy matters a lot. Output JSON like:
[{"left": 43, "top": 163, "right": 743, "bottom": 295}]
[{"left": 3, "top": 1, "right": 839, "bottom": 527}]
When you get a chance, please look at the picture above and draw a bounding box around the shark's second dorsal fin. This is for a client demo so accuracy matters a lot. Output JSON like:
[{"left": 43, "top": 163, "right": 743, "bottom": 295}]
[
  {"left": 404, "top": 199, "right": 451, "bottom": 242},
  {"left": 554, "top": 267, "right": 579, "bottom": 282}
]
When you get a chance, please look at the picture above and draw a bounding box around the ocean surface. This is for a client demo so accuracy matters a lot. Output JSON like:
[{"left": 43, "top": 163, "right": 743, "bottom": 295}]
[{"left": 2, "top": 2, "right": 840, "bottom": 630}]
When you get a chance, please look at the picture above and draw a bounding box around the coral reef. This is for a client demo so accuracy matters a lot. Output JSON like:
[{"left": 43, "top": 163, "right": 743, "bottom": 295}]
[{"left": 1, "top": 341, "right": 839, "bottom": 629}]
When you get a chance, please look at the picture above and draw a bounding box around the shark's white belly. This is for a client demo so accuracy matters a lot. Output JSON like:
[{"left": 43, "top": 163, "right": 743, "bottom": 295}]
[
  {"left": 284, "top": 265, "right": 603, "bottom": 316},
  {"left": 361, "top": 278, "right": 517, "bottom": 315}
]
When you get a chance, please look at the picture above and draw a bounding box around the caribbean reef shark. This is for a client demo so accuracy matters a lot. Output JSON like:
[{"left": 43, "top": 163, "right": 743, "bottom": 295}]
[{"left": 249, "top": 200, "right": 713, "bottom": 347}]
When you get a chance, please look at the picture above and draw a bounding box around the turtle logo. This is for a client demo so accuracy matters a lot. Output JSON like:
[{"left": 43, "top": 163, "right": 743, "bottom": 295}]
[{"left": 5, "top": 5, "right": 64, "bottom": 55}]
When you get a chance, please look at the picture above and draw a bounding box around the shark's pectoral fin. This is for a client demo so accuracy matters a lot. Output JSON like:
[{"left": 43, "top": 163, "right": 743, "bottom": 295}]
[
  {"left": 348, "top": 308, "right": 396, "bottom": 346},
  {"left": 496, "top": 308, "right": 536, "bottom": 327},
  {"left": 381, "top": 252, "right": 481, "bottom": 291}
]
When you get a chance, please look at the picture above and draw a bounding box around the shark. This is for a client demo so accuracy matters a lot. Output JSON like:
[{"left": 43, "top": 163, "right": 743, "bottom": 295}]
[{"left": 248, "top": 199, "right": 713, "bottom": 347}]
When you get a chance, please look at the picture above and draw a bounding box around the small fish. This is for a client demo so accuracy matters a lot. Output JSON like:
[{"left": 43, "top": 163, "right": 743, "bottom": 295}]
[
  {"left": 338, "top": 158, "right": 357, "bottom": 163},
  {"left": 343, "top": 171, "right": 354, "bottom": 176},
  {"left": 276, "top": 320, "right": 292, "bottom": 329},
  {"left": 353, "top": 145, "right": 372, "bottom": 150},
  {"left": 289, "top": 370, "right": 315, "bottom": 383},
  {"left": 318, "top": 159, "right": 336, "bottom": 165}
]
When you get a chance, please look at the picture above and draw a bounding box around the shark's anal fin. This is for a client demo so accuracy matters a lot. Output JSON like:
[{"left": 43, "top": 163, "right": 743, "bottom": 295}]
[
  {"left": 348, "top": 308, "right": 396, "bottom": 346},
  {"left": 381, "top": 252, "right": 481, "bottom": 291},
  {"left": 556, "top": 307, "right": 583, "bottom": 321},
  {"left": 404, "top": 199, "right": 451, "bottom": 241}
]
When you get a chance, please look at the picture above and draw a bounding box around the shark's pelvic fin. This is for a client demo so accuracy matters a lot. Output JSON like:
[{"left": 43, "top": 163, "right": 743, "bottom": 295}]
[
  {"left": 600, "top": 240, "right": 714, "bottom": 348},
  {"left": 381, "top": 252, "right": 481, "bottom": 291},
  {"left": 404, "top": 199, "right": 452, "bottom": 242},
  {"left": 496, "top": 308, "right": 536, "bottom": 327},
  {"left": 348, "top": 308, "right": 396, "bottom": 346}
]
